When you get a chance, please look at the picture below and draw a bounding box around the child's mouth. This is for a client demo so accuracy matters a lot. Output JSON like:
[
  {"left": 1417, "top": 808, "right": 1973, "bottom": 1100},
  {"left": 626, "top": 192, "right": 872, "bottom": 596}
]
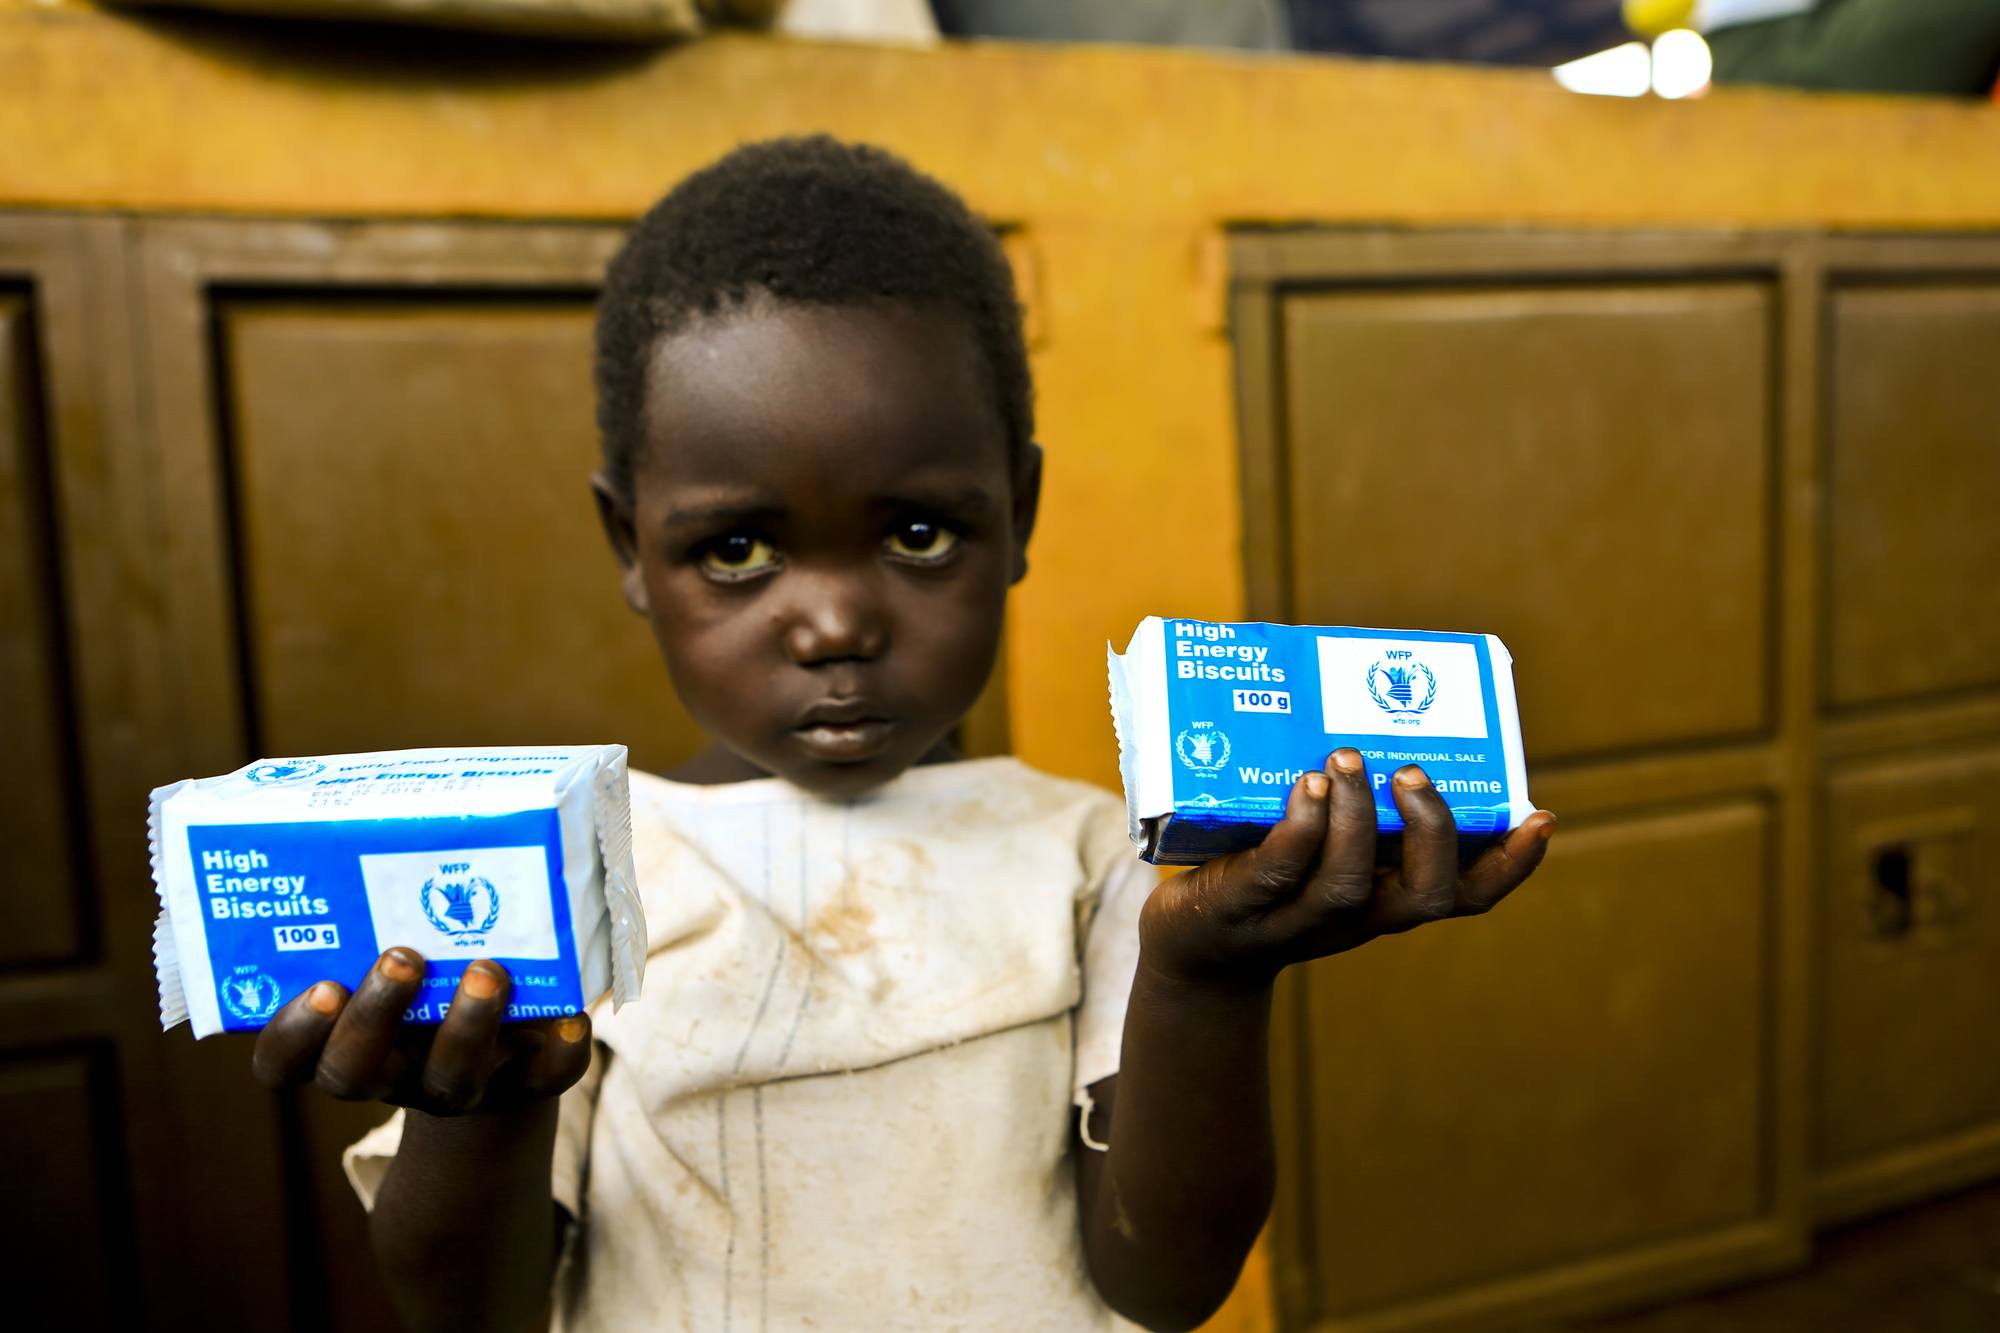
[{"left": 793, "top": 719, "right": 894, "bottom": 762}]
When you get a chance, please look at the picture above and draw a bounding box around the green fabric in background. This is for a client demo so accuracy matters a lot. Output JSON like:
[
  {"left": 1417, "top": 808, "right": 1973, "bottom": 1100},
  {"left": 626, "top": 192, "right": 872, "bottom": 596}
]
[{"left": 1708, "top": 0, "right": 2000, "bottom": 95}]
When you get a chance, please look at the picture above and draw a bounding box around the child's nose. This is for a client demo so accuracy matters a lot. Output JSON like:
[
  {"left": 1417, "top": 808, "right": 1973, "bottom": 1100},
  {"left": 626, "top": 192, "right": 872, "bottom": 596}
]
[{"left": 780, "top": 573, "right": 888, "bottom": 666}]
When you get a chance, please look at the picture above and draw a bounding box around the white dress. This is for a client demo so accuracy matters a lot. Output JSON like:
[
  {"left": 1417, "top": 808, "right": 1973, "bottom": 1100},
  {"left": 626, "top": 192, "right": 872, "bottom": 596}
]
[{"left": 345, "top": 757, "right": 1155, "bottom": 1331}]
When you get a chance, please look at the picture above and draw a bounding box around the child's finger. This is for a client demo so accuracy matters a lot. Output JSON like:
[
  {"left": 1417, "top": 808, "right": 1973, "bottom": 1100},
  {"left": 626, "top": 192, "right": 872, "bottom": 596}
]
[
  {"left": 1371, "top": 768, "right": 1461, "bottom": 932},
  {"left": 316, "top": 948, "right": 427, "bottom": 1101},
  {"left": 1298, "top": 749, "right": 1377, "bottom": 916},
  {"left": 1228, "top": 771, "right": 1330, "bottom": 907},
  {"left": 251, "top": 981, "right": 348, "bottom": 1090},
  {"left": 514, "top": 1013, "right": 594, "bottom": 1100},
  {"left": 1456, "top": 812, "right": 1557, "bottom": 915},
  {"left": 419, "top": 961, "right": 511, "bottom": 1114}
]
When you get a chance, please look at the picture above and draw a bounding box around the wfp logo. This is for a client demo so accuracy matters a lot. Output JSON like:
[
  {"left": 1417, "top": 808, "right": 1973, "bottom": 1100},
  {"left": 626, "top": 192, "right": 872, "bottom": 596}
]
[
  {"left": 1175, "top": 723, "right": 1231, "bottom": 775},
  {"left": 421, "top": 862, "right": 501, "bottom": 939},
  {"left": 1366, "top": 652, "right": 1437, "bottom": 724},
  {"left": 246, "top": 759, "right": 325, "bottom": 786},
  {"left": 221, "top": 966, "right": 281, "bottom": 1022}
]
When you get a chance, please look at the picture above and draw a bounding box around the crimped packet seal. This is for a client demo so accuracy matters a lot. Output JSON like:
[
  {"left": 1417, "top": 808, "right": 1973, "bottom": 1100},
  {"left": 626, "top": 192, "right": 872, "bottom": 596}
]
[
  {"left": 150, "top": 779, "right": 195, "bottom": 1031},
  {"left": 590, "top": 747, "right": 645, "bottom": 1009},
  {"left": 1106, "top": 643, "right": 1141, "bottom": 852}
]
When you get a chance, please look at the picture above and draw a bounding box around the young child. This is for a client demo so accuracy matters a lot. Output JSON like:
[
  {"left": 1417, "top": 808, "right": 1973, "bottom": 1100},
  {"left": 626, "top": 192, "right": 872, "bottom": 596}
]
[{"left": 248, "top": 137, "right": 1557, "bottom": 1332}]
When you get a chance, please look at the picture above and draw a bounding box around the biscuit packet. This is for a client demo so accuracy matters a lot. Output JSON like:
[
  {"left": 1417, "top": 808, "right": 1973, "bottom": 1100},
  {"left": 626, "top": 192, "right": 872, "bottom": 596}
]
[
  {"left": 150, "top": 745, "right": 644, "bottom": 1038},
  {"left": 1109, "top": 618, "right": 1533, "bottom": 865}
]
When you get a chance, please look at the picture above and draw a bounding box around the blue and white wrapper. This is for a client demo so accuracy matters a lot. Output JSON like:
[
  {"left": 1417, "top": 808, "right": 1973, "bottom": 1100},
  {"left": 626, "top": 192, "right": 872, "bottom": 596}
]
[
  {"left": 1109, "top": 618, "right": 1533, "bottom": 866},
  {"left": 150, "top": 745, "right": 645, "bottom": 1039}
]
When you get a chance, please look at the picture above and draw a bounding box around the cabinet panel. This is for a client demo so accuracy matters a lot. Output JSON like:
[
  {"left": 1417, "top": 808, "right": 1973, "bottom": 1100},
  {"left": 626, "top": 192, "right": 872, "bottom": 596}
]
[
  {"left": 1820, "top": 746, "right": 2000, "bottom": 1181},
  {"left": 1827, "top": 285, "right": 2000, "bottom": 709},
  {"left": 219, "top": 299, "right": 705, "bottom": 773},
  {"left": 0, "top": 1047, "right": 136, "bottom": 1325},
  {"left": 1299, "top": 801, "right": 1771, "bottom": 1319},
  {"left": 0, "top": 292, "right": 84, "bottom": 965},
  {"left": 1281, "top": 283, "right": 1773, "bottom": 763}
]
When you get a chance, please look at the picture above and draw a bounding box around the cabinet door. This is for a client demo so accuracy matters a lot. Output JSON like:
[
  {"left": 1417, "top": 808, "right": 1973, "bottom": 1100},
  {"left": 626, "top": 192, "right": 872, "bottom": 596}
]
[
  {"left": 1236, "top": 234, "right": 1806, "bottom": 1332},
  {"left": 0, "top": 219, "right": 192, "bottom": 1327},
  {"left": 1817, "top": 746, "right": 2000, "bottom": 1220},
  {"left": 218, "top": 290, "right": 717, "bottom": 1328},
  {"left": 1292, "top": 801, "right": 1773, "bottom": 1323},
  {"left": 1827, "top": 286, "right": 2000, "bottom": 709},
  {"left": 1279, "top": 282, "right": 1774, "bottom": 764},
  {"left": 0, "top": 290, "right": 80, "bottom": 963},
  {"left": 0, "top": 252, "right": 130, "bottom": 1329},
  {"left": 133, "top": 220, "right": 698, "bottom": 1332},
  {"left": 217, "top": 298, "right": 702, "bottom": 766}
]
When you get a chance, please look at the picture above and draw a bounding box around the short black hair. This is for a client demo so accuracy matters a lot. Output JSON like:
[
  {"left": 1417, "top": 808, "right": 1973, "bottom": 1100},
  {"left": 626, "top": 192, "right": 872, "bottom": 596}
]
[{"left": 594, "top": 135, "right": 1032, "bottom": 499}]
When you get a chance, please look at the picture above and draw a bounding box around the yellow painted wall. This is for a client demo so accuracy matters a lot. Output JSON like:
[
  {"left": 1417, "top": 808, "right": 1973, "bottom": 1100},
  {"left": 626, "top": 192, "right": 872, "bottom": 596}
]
[
  {"left": 7, "top": 8, "right": 2000, "bottom": 1328},
  {"left": 8, "top": 4, "right": 2000, "bottom": 799}
]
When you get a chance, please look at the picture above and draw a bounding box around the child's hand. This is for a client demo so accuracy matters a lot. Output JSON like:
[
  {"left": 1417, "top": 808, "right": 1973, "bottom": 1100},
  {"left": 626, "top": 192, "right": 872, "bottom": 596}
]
[
  {"left": 248, "top": 948, "right": 591, "bottom": 1116},
  {"left": 1139, "top": 748, "right": 1557, "bottom": 989}
]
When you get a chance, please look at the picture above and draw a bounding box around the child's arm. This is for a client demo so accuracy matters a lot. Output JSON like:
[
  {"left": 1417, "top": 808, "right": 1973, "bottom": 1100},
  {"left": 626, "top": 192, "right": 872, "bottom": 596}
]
[
  {"left": 369, "top": 1103, "right": 567, "bottom": 1331},
  {"left": 1075, "top": 750, "right": 1557, "bottom": 1331},
  {"left": 250, "top": 949, "right": 593, "bottom": 1333}
]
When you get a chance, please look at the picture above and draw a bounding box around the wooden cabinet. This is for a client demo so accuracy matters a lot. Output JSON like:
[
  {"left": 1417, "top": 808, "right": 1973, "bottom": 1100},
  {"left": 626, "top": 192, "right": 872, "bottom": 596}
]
[
  {"left": 1236, "top": 232, "right": 2000, "bottom": 1330},
  {"left": 0, "top": 217, "right": 714, "bottom": 1330}
]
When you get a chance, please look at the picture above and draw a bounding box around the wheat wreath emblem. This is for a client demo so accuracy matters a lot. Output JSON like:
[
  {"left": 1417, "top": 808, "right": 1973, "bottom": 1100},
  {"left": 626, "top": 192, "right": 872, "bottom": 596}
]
[{"left": 1367, "top": 661, "right": 1438, "bottom": 715}]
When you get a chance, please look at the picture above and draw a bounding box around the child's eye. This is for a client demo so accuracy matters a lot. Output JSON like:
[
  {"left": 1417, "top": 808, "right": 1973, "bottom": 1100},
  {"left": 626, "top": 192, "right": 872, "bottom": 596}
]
[
  {"left": 884, "top": 520, "right": 960, "bottom": 564},
  {"left": 699, "top": 534, "right": 781, "bottom": 580}
]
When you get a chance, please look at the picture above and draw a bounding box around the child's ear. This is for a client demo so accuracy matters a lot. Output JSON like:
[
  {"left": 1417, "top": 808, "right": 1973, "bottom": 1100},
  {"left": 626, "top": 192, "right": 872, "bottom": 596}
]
[
  {"left": 590, "top": 471, "right": 651, "bottom": 616},
  {"left": 1009, "top": 442, "right": 1044, "bottom": 586}
]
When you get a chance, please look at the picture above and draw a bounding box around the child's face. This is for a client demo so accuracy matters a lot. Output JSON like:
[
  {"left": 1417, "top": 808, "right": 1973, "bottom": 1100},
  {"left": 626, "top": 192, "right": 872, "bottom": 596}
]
[{"left": 600, "top": 298, "right": 1037, "bottom": 799}]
